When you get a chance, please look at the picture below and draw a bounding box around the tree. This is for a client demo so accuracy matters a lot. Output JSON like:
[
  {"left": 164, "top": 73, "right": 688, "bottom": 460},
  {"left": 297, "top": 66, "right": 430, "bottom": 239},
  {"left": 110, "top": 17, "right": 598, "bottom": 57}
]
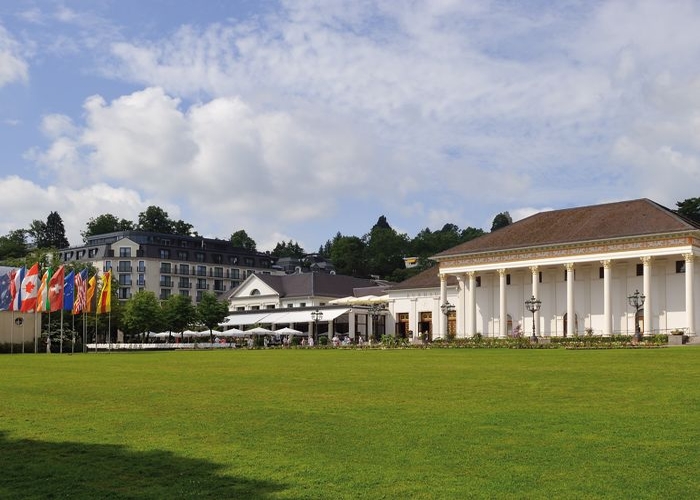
[
  {"left": 676, "top": 197, "right": 700, "bottom": 223},
  {"left": 28, "top": 212, "right": 69, "bottom": 249},
  {"left": 329, "top": 234, "right": 367, "bottom": 277},
  {"left": 491, "top": 211, "right": 513, "bottom": 231},
  {"left": 271, "top": 240, "right": 305, "bottom": 258},
  {"left": 82, "top": 214, "right": 134, "bottom": 242},
  {"left": 45, "top": 211, "right": 70, "bottom": 249},
  {"left": 161, "top": 294, "right": 198, "bottom": 340},
  {"left": 197, "top": 292, "right": 230, "bottom": 341},
  {"left": 230, "top": 230, "right": 256, "bottom": 251},
  {"left": 172, "top": 219, "right": 196, "bottom": 236},
  {"left": 0, "top": 229, "right": 28, "bottom": 261},
  {"left": 364, "top": 217, "right": 409, "bottom": 279},
  {"left": 138, "top": 206, "right": 174, "bottom": 233},
  {"left": 122, "top": 291, "right": 162, "bottom": 342}
]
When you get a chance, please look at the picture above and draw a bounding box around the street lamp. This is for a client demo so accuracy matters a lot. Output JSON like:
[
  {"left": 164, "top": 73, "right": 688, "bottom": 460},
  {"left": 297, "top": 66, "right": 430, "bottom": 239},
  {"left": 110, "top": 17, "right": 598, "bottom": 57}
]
[
  {"left": 310, "top": 309, "right": 323, "bottom": 345},
  {"left": 441, "top": 301, "right": 455, "bottom": 339},
  {"left": 627, "top": 289, "right": 645, "bottom": 342},
  {"left": 368, "top": 303, "right": 386, "bottom": 341},
  {"left": 525, "top": 295, "right": 541, "bottom": 342}
]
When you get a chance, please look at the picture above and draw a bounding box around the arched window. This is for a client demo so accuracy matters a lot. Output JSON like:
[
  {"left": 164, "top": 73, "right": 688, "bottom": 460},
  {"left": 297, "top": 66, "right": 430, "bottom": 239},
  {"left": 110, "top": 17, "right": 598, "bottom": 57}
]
[{"left": 250, "top": 289, "right": 261, "bottom": 296}]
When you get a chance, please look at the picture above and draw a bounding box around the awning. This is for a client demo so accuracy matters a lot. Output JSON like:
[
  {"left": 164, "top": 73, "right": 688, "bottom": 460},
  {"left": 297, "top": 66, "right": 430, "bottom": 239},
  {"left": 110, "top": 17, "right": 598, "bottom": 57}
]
[{"left": 220, "top": 308, "right": 351, "bottom": 327}]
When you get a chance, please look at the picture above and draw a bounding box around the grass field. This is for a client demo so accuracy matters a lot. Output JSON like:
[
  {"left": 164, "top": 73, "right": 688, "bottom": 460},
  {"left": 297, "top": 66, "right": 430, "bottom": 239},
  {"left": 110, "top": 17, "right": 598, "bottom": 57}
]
[{"left": 1, "top": 348, "right": 699, "bottom": 499}]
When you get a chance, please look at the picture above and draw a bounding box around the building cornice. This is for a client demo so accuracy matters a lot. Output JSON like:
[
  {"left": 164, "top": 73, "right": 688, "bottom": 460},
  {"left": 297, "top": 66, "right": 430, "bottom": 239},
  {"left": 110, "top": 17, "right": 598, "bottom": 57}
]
[{"left": 439, "top": 232, "right": 700, "bottom": 272}]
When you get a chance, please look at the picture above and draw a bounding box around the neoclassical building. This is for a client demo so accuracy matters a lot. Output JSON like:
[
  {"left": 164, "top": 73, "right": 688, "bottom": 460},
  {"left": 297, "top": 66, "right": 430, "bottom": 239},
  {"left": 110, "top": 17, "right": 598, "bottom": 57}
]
[{"left": 387, "top": 199, "right": 699, "bottom": 339}]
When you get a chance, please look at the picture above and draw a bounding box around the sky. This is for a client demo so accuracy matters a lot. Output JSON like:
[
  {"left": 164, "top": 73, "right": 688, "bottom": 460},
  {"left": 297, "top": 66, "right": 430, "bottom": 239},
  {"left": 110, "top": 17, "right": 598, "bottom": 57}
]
[{"left": 2, "top": 0, "right": 700, "bottom": 253}]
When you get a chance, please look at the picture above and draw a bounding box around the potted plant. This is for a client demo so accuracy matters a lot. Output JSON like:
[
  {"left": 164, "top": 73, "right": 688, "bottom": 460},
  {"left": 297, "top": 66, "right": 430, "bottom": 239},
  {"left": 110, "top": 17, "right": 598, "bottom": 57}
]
[{"left": 668, "top": 329, "right": 686, "bottom": 345}]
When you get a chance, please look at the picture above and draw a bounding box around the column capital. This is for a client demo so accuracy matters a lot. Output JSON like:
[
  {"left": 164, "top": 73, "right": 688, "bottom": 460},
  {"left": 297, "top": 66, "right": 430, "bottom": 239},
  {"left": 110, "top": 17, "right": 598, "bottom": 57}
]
[
  {"left": 684, "top": 253, "right": 695, "bottom": 263},
  {"left": 565, "top": 262, "right": 575, "bottom": 272},
  {"left": 641, "top": 256, "right": 652, "bottom": 265},
  {"left": 439, "top": 273, "right": 447, "bottom": 282},
  {"left": 456, "top": 274, "right": 466, "bottom": 283},
  {"left": 467, "top": 271, "right": 476, "bottom": 279},
  {"left": 497, "top": 268, "right": 507, "bottom": 277},
  {"left": 601, "top": 259, "right": 611, "bottom": 269},
  {"left": 529, "top": 265, "right": 539, "bottom": 274}
]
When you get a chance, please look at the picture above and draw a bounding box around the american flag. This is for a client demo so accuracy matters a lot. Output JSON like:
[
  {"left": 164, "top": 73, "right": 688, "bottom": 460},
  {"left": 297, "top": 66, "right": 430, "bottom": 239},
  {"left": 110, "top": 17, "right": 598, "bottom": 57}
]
[{"left": 73, "top": 269, "right": 87, "bottom": 314}]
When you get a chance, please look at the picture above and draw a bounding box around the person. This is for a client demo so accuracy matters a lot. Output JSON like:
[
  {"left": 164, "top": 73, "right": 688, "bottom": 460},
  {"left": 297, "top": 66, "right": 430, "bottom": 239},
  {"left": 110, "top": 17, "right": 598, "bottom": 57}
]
[
  {"left": 358, "top": 336, "right": 364, "bottom": 347},
  {"left": 308, "top": 336, "right": 314, "bottom": 347},
  {"left": 332, "top": 334, "right": 340, "bottom": 347}
]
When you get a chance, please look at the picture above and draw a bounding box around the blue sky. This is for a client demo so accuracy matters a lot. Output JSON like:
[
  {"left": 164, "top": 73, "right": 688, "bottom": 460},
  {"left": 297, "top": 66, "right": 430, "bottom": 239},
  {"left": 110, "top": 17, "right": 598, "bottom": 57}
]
[{"left": 2, "top": 0, "right": 700, "bottom": 252}]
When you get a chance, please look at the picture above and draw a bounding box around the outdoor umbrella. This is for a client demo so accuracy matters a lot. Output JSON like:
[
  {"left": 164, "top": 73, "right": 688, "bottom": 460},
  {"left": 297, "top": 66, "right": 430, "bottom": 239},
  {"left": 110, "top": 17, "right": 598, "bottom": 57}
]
[{"left": 274, "top": 327, "right": 306, "bottom": 336}]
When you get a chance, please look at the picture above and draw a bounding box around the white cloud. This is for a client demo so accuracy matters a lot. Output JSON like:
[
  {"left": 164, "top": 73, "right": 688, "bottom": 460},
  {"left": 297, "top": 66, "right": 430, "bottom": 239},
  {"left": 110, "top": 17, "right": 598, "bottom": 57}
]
[{"left": 0, "top": 24, "right": 29, "bottom": 86}]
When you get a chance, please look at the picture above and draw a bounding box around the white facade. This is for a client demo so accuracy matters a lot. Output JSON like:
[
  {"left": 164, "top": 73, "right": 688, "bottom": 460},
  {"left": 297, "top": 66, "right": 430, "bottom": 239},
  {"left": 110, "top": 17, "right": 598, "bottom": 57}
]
[{"left": 387, "top": 200, "right": 700, "bottom": 339}]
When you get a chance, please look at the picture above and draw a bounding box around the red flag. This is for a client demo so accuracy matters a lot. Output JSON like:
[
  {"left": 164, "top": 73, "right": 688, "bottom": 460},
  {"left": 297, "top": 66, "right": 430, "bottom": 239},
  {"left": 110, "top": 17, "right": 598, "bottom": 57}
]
[
  {"left": 49, "top": 265, "right": 65, "bottom": 312},
  {"left": 20, "top": 263, "right": 40, "bottom": 313}
]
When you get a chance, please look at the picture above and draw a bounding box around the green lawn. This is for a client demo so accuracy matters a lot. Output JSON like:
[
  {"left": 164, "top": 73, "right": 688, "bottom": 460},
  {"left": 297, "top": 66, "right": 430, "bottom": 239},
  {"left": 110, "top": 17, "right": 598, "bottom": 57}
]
[{"left": 1, "top": 348, "right": 699, "bottom": 499}]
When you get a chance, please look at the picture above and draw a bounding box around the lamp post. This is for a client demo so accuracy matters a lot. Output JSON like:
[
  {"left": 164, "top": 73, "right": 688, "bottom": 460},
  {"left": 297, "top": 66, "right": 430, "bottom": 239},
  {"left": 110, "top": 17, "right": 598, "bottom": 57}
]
[
  {"left": 627, "top": 289, "right": 645, "bottom": 342},
  {"left": 310, "top": 309, "right": 323, "bottom": 345},
  {"left": 441, "top": 301, "right": 455, "bottom": 339},
  {"left": 525, "top": 295, "right": 541, "bottom": 342},
  {"left": 367, "top": 303, "right": 386, "bottom": 341}
]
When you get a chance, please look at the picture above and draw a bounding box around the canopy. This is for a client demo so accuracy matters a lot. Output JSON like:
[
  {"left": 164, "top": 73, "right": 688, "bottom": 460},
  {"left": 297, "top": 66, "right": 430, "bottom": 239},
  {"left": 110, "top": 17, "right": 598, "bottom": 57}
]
[
  {"left": 274, "top": 327, "right": 306, "bottom": 336},
  {"left": 219, "top": 327, "right": 249, "bottom": 337},
  {"left": 246, "top": 326, "right": 274, "bottom": 335}
]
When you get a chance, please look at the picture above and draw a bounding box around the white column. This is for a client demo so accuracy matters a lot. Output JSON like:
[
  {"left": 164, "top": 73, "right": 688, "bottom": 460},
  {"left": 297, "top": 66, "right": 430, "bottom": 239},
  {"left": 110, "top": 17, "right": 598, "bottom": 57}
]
[
  {"left": 410, "top": 298, "right": 418, "bottom": 341},
  {"left": 349, "top": 312, "right": 356, "bottom": 340},
  {"left": 602, "top": 260, "right": 612, "bottom": 336},
  {"left": 439, "top": 273, "right": 448, "bottom": 338},
  {"left": 642, "top": 256, "right": 652, "bottom": 335},
  {"left": 685, "top": 254, "right": 695, "bottom": 335},
  {"left": 566, "top": 263, "right": 575, "bottom": 337},
  {"left": 456, "top": 274, "right": 466, "bottom": 338},
  {"left": 530, "top": 266, "right": 539, "bottom": 337},
  {"left": 498, "top": 269, "right": 507, "bottom": 338},
  {"left": 468, "top": 271, "right": 477, "bottom": 337}
]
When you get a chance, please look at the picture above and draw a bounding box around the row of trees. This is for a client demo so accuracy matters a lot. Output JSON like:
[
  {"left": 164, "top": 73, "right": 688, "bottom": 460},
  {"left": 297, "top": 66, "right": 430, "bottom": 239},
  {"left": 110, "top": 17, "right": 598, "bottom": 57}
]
[{"left": 3, "top": 198, "right": 700, "bottom": 282}]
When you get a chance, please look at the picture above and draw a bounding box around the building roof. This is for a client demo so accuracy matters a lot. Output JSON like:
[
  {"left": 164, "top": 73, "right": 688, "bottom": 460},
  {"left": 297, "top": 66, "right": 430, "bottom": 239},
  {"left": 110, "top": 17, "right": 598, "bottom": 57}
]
[
  {"left": 252, "top": 273, "right": 380, "bottom": 299},
  {"left": 389, "top": 266, "right": 458, "bottom": 291},
  {"left": 433, "top": 198, "right": 700, "bottom": 260}
]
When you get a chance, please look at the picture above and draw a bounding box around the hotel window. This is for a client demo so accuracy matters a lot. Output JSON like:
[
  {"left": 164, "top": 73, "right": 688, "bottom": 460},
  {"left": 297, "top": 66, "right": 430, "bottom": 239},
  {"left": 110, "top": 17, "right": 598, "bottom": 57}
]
[
  {"left": 160, "top": 289, "right": 171, "bottom": 300},
  {"left": 195, "top": 252, "right": 205, "bottom": 262},
  {"left": 179, "top": 290, "right": 190, "bottom": 298},
  {"left": 160, "top": 262, "right": 172, "bottom": 274},
  {"left": 104, "top": 261, "right": 112, "bottom": 272},
  {"left": 159, "top": 249, "right": 170, "bottom": 259},
  {"left": 137, "top": 261, "right": 146, "bottom": 272},
  {"left": 177, "top": 250, "right": 188, "bottom": 260},
  {"left": 231, "top": 268, "right": 240, "bottom": 279},
  {"left": 213, "top": 254, "right": 223, "bottom": 264},
  {"left": 118, "top": 274, "right": 132, "bottom": 286},
  {"left": 119, "top": 247, "right": 131, "bottom": 257},
  {"left": 196, "top": 265, "right": 206, "bottom": 276},
  {"left": 244, "top": 257, "right": 255, "bottom": 267},
  {"left": 676, "top": 260, "right": 686, "bottom": 273},
  {"left": 179, "top": 264, "right": 189, "bottom": 275}
]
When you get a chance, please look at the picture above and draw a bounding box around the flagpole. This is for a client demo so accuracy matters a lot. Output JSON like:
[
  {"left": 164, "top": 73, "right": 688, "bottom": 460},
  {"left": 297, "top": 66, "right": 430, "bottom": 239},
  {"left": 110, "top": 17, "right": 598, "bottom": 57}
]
[
  {"left": 60, "top": 309, "right": 64, "bottom": 354},
  {"left": 94, "top": 308, "right": 98, "bottom": 353},
  {"left": 108, "top": 311, "right": 112, "bottom": 353},
  {"left": 47, "top": 312, "right": 51, "bottom": 354},
  {"left": 83, "top": 311, "right": 87, "bottom": 353},
  {"left": 71, "top": 311, "right": 75, "bottom": 355},
  {"left": 34, "top": 313, "right": 37, "bottom": 353}
]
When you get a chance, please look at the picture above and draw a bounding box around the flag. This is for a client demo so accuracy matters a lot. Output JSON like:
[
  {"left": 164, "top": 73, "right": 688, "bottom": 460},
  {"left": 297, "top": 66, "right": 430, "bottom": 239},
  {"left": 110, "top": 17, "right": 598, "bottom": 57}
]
[
  {"left": 85, "top": 275, "right": 97, "bottom": 313},
  {"left": 73, "top": 269, "right": 87, "bottom": 314},
  {"left": 97, "top": 270, "right": 111, "bottom": 314},
  {"left": 36, "top": 267, "right": 51, "bottom": 312},
  {"left": 63, "top": 269, "right": 74, "bottom": 311},
  {"left": 0, "top": 272, "right": 11, "bottom": 310},
  {"left": 10, "top": 266, "right": 25, "bottom": 311},
  {"left": 49, "top": 265, "right": 64, "bottom": 312},
  {"left": 20, "top": 263, "right": 40, "bottom": 313}
]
